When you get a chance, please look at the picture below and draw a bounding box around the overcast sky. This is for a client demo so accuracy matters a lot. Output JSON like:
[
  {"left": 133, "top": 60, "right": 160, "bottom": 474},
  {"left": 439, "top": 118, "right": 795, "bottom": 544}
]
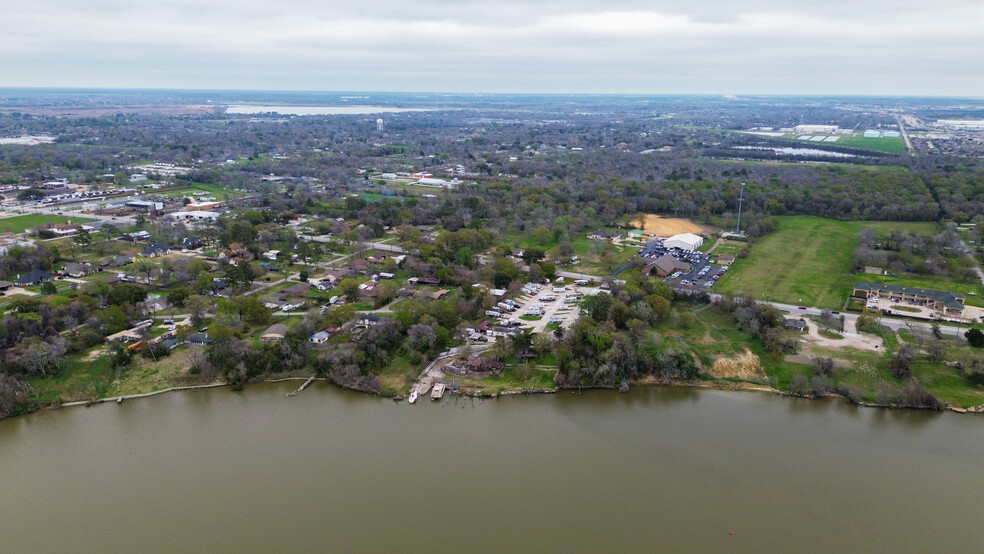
[{"left": 2, "top": 0, "right": 982, "bottom": 95}]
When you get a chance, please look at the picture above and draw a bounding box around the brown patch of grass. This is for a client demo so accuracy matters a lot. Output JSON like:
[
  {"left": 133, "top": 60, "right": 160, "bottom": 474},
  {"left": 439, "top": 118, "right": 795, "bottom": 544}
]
[{"left": 710, "top": 349, "right": 764, "bottom": 380}]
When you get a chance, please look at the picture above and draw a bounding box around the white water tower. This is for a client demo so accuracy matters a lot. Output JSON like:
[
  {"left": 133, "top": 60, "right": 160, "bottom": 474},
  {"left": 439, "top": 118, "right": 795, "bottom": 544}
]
[{"left": 376, "top": 118, "right": 384, "bottom": 132}]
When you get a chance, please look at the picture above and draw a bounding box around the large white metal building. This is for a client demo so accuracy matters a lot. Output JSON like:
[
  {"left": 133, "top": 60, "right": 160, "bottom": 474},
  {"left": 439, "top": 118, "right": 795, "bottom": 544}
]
[{"left": 664, "top": 233, "right": 704, "bottom": 251}]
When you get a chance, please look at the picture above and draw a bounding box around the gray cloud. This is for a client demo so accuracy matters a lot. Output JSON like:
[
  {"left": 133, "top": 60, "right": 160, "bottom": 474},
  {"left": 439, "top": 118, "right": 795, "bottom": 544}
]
[{"left": 2, "top": 1, "right": 982, "bottom": 95}]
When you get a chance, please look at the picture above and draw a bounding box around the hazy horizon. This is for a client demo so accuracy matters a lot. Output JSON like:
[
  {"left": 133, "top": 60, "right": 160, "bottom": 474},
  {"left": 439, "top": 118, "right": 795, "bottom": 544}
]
[
  {"left": 1, "top": 87, "right": 982, "bottom": 101},
  {"left": 3, "top": 1, "right": 982, "bottom": 96}
]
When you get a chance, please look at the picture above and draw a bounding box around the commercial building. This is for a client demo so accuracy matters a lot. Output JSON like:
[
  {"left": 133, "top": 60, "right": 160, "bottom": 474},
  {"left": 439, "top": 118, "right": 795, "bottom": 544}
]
[
  {"left": 795, "top": 125, "right": 838, "bottom": 134},
  {"left": 852, "top": 282, "right": 965, "bottom": 318},
  {"left": 664, "top": 233, "right": 704, "bottom": 251},
  {"left": 647, "top": 254, "right": 691, "bottom": 277}
]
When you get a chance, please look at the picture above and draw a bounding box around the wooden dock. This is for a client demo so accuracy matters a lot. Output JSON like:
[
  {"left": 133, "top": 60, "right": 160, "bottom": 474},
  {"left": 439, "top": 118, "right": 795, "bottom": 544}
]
[
  {"left": 430, "top": 383, "right": 447, "bottom": 400},
  {"left": 286, "top": 376, "right": 316, "bottom": 397}
]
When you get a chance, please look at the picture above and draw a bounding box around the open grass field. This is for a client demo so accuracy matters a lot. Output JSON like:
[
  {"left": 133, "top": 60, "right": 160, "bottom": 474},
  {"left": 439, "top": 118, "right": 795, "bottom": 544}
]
[
  {"left": 0, "top": 214, "right": 93, "bottom": 234},
  {"left": 455, "top": 365, "right": 557, "bottom": 395},
  {"left": 28, "top": 351, "right": 114, "bottom": 403},
  {"left": 715, "top": 216, "right": 941, "bottom": 309},
  {"left": 835, "top": 135, "right": 907, "bottom": 154},
  {"left": 653, "top": 305, "right": 814, "bottom": 388}
]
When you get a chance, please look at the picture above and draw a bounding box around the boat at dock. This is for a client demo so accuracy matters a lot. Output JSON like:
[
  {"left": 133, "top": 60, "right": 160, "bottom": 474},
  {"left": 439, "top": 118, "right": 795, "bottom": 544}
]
[
  {"left": 408, "top": 389, "right": 418, "bottom": 404},
  {"left": 430, "top": 383, "right": 446, "bottom": 400}
]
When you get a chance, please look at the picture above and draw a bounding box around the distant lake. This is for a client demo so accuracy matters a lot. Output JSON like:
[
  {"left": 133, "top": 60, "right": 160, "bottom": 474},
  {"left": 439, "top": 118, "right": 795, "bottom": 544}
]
[
  {"left": 225, "top": 105, "right": 431, "bottom": 115},
  {"left": 734, "top": 145, "right": 859, "bottom": 158}
]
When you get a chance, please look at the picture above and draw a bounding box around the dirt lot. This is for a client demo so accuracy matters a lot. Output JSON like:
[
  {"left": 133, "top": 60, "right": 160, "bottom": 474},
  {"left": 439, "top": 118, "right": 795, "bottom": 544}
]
[
  {"left": 633, "top": 215, "right": 705, "bottom": 237},
  {"left": 802, "top": 319, "right": 882, "bottom": 351}
]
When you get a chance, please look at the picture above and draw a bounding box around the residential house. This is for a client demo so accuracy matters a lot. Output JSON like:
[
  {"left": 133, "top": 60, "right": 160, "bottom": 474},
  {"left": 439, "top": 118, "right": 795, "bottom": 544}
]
[
  {"left": 717, "top": 254, "right": 737, "bottom": 265},
  {"left": 360, "top": 282, "right": 383, "bottom": 298},
  {"left": 15, "top": 269, "right": 52, "bottom": 286},
  {"left": 321, "top": 268, "right": 353, "bottom": 285},
  {"left": 226, "top": 242, "right": 248, "bottom": 257},
  {"left": 181, "top": 236, "right": 202, "bottom": 249},
  {"left": 43, "top": 223, "right": 84, "bottom": 237},
  {"left": 283, "top": 282, "right": 312, "bottom": 297},
  {"left": 587, "top": 229, "right": 620, "bottom": 240},
  {"left": 142, "top": 242, "right": 171, "bottom": 257},
  {"left": 357, "top": 314, "right": 386, "bottom": 327},
  {"left": 186, "top": 332, "right": 215, "bottom": 346},
  {"left": 467, "top": 356, "right": 505, "bottom": 373},
  {"left": 61, "top": 261, "right": 96, "bottom": 278},
  {"left": 784, "top": 318, "right": 808, "bottom": 332},
  {"left": 345, "top": 259, "right": 370, "bottom": 274},
  {"left": 113, "top": 254, "right": 135, "bottom": 267},
  {"left": 416, "top": 288, "right": 449, "bottom": 300},
  {"left": 309, "top": 328, "right": 337, "bottom": 344},
  {"left": 261, "top": 323, "right": 288, "bottom": 343},
  {"left": 143, "top": 295, "right": 168, "bottom": 312},
  {"left": 280, "top": 299, "right": 305, "bottom": 311},
  {"left": 408, "top": 276, "right": 440, "bottom": 286}
]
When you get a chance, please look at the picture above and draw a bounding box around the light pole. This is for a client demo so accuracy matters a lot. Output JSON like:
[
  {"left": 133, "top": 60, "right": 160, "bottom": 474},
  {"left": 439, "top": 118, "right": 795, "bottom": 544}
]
[{"left": 735, "top": 182, "right": 745, "bottom": 235}]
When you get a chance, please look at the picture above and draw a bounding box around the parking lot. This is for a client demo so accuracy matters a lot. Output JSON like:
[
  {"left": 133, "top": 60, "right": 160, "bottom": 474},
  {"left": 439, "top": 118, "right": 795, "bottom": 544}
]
[
  {"left": 506, "top": 282, "right": 602, "bottom": 334},
  {"left": 639, "top": 238, "right": 724, "bottom": 290}
]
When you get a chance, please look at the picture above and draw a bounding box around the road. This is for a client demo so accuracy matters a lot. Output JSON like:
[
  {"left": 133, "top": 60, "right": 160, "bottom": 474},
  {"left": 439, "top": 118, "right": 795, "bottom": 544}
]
[
  {"left": 895, "top": 115, "right": 915, "bottom": 157},
  {"left": 763, "top": 299, "right": 964, "bottom": 339}
]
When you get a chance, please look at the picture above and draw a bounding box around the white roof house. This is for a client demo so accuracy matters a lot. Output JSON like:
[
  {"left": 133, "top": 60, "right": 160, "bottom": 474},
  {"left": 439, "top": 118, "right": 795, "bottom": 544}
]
[{"left": 664, "top": 233, "right": 703, "bottom": 252}]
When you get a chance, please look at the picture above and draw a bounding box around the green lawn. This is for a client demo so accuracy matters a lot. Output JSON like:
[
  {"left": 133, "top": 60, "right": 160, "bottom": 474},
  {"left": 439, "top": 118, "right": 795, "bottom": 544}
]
[
  {"left": 0, "top": 214, "right": 94, "bottom": 234},
  {"left": 28, "top": 352, "right": 114, "bottom": 404},
  {"left": 455, "top": 365, "right": 557, "bottom": 395},
  {"left": 834, "top": 135, "right": 907, "bottom": 154},
  {"left": 715, "top": 216, "right": 941, "bottom": 309}
]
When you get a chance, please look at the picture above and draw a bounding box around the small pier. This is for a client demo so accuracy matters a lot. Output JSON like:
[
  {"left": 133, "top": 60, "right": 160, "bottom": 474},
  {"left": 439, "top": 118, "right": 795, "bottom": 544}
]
[{"left": 287, "top": 376, "right": 316, "bottom": 397}]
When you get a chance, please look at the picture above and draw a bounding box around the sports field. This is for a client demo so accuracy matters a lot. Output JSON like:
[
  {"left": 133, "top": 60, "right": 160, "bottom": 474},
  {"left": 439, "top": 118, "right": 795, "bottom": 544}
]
[
  {"left": 0, "top": 214, "right": 92, "bottom": 234},
  {"left": 714, "top": 216, "right": 940, "bottom": 309}
]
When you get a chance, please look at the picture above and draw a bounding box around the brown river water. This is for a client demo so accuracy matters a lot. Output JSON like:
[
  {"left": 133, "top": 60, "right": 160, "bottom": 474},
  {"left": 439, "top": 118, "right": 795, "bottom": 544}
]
[{"left": 1, "top": 383, "right": 982, "bottom": 552}]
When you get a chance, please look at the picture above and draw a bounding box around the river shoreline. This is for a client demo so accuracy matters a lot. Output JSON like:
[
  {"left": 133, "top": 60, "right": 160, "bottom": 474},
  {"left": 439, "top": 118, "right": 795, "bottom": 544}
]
[{"left": 27, "top": 374, "right": 982, "bottom": 419}]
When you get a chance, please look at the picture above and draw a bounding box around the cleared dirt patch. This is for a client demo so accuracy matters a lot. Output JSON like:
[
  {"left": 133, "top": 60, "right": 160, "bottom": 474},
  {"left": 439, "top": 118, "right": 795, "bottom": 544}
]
[
  {"left": 85, "top": 347, "right": 108, "bottom": 361},
  {"left": 710, "top": 349, "right": 764, "bottom": 380},
  {"left": 632, "top": 215, "right": 704, "bottom": 237}
]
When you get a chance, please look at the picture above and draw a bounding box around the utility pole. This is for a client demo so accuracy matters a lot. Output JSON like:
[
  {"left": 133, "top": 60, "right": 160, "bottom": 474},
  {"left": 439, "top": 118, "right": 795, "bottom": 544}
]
[{"left": 735, "top": 182, "right": 745, "bottom": 234}]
